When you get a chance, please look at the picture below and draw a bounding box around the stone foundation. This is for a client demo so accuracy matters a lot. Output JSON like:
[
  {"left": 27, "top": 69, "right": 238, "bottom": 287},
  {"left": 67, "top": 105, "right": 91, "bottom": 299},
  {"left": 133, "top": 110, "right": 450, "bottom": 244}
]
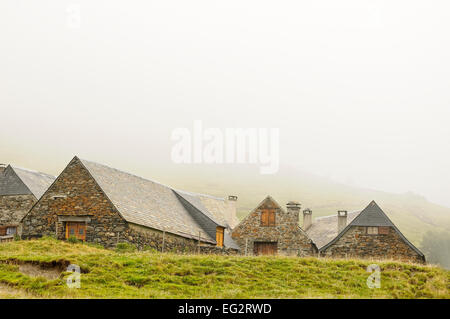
[{"left": 126, "top": 223, "right": 200, "bottom": 253}]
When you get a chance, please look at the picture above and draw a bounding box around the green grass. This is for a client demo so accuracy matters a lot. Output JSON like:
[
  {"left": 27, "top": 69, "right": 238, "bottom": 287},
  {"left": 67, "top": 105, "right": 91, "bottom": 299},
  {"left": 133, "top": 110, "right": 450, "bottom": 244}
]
[{"left": 0, "top": 238, "right": 448, "bottom": 299}]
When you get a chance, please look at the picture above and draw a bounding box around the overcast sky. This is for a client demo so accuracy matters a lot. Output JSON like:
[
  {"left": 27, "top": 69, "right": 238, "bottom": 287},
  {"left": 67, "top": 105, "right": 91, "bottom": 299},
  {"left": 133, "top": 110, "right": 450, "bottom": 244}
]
[{"left": 1, "top": 1, "right": 449, "bottom": 207}]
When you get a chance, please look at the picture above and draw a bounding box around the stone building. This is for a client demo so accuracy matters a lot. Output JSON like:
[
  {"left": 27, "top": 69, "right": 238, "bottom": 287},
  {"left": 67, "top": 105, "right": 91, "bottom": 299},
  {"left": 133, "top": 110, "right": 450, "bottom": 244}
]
[
  {"left": 231, "top": 196, "right": 318, "bottom": 256},
  {"left": 305, "top": 201, "right": 425, "bottom": 263},
  {"left": 0, "top": 165, "right": 55, "bottom": 239},
  {"left": 21, "top": 156, "right": 239, "bottom": 252}
]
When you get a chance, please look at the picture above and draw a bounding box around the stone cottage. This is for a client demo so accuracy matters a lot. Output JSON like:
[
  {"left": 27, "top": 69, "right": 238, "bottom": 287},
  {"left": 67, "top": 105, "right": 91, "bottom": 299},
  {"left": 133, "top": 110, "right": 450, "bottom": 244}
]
[
  {"left": 21, "top": 156, "right": 239, "bottom": 252},
  {"left": 231, "top": 196, "right": 317, "bottom": 256},
  {"left": 305, "top": 201, "right": 425, "bottom": 263},
  {"left": 0, "top": 165, "right": 55, "bottom": 239}
]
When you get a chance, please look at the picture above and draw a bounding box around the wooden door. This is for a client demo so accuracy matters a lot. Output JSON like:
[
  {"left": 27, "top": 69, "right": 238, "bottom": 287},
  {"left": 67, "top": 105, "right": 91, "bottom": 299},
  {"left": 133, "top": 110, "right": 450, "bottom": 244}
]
[
  {"left": 254, "top": 242, "right": 277, "bottom": 256},
  {"left": 65, "top": 222, "right": 86, "bottom": 241}
]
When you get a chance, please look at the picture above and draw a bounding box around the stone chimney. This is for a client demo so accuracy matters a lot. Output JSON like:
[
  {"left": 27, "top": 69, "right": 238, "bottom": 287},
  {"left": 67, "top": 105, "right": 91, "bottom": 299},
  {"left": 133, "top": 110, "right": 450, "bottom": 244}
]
[
  {"left": 226, "top": 195, "right": 239, "bottom": 229},
  {"left": 0, "top": 164, "right": 6, "bottom": 174},
  {"left": 286, "top": 201, "right": 301, "bottom": 224},
  {"left": 302, "top": 208, "right": 312, "bottom": 230},
  {"left": 337, "top": 210, "right": 348, "bottom": 233}
]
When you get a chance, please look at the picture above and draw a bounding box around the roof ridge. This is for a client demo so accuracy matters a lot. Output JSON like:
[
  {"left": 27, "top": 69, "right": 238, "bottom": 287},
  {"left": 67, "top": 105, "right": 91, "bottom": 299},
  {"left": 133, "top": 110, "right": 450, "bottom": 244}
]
[
  {"left": 314, "top": 210, "right": 361, "bottom": 220},
  {"left": 174, "top": 189, "right": 225, "bottom": 201}
]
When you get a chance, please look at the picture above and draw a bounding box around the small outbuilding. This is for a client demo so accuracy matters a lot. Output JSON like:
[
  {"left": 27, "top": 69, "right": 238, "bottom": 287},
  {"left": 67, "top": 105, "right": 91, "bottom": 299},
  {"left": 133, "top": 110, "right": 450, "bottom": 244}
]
[
  {"left": 306, "top": 201, "right": 426, "bottom": 263},
  {"left": 231, "top": 196, "right": 318, "bottom": 256},
  {"left": 0, "top": 165, "right": 55, "bottom": 239}
]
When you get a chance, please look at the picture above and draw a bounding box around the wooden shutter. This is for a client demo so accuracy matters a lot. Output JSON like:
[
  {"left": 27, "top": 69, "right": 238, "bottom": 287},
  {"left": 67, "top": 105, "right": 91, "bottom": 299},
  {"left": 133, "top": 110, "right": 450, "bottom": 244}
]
[
  {"left": 261, "top": 209, "right": 276, "bottom": 226},
  {"left": 261, "top": 210, "right": 269, "bottom": 226},
  {"left": 216, "top": 227, "right": 224, "bottom": 247},
  {"left": 268, "top": 210, "right": 276, "bottom": 226},
  {"left": 78, "top": 223, "right": 86, "bottom": 241},
  {"left": 379, "top": 226, "right": 389, "bottom": 234}
]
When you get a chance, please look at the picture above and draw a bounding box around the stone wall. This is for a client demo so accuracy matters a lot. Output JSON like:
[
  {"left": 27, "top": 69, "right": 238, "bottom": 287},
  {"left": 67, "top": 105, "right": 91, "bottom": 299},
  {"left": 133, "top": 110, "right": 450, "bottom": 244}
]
[
  {"left": 127, "top": 223, "right": 201, "bottom": 253},
  {"left": 320, "top": 226, "right": 425, "bottom": 263},
  {"left": 127, "top": 223, "right": 237, "bottom": 254},
  {"left": 0, "top": 194, "right": 36, "bottom": 227},
  {"left": 231, "top": 198, "right": 317, "bottom": 256},
  {"left": 199, "top": 245, "right": 239, "bottom": 255}
]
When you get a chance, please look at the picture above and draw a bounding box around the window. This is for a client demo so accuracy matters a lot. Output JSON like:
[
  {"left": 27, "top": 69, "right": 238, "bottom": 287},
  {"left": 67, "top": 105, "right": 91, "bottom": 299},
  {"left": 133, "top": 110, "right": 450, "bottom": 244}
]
[
  {"left": 216, "top": 227, "right": 224, "bottom": 247},
  {"left": 367, "top": 227, "right": 379, "bottom": 235},
  {"left": 261, "top": 209, "right": 276, "bottom": 226},
  {"left": 379, "top": 226, "right": 389, "bottom": 234},
  {"left": 6, "top": 227, "right": 16, "bottom": 235},
  {"left": 65, "top": 222, "right": 86, "bottom": 241},
  {"left": 51, "top": 195, "right": 67, "bottom": 200}
]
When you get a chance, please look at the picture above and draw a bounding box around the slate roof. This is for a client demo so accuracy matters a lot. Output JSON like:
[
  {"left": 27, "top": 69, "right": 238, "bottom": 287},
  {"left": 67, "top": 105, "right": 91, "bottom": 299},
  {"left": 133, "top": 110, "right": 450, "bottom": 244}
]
[
  {"left": 319, "top": 201, "right": 425, "bottom": 257},
  {"left": 174, "top": 190, "right": 239, "bottom": 229},
  {"left": 79, "top": 158, "right": 239, "bottom": 248},
  {"left": 199, "top": 194, "right": 240, "bottom": 230},
  {"left": 350, "top": 201, "right": 395, "bottom": 227},
  {"left": 0, "top": 165, "right": 55, "bottom": 199},
  {"left": 305, "top": 211, "right": 361, "bottom": 249},
  {"left": 174, "top": 190, "right": 226, "bottom": 227},
  {"left": 174, "top": 190, "right": 240, "bottom": 250}
]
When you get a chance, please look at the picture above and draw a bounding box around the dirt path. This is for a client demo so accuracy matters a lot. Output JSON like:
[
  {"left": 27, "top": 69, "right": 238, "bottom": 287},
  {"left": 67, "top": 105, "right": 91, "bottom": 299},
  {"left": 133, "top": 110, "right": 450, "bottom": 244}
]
[
  {"left": 18, "top": 264, "right": 61, "bottom": 280},
  {"left": 0, "top": 283, "right": 33, "bottom": 299}
]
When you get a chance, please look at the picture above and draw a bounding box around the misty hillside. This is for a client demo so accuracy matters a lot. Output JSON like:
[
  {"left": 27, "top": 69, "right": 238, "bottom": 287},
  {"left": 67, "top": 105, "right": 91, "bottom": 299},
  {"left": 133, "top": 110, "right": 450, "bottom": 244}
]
[{"left": 163, "top": 164, "right": 450, "bottom": 247}]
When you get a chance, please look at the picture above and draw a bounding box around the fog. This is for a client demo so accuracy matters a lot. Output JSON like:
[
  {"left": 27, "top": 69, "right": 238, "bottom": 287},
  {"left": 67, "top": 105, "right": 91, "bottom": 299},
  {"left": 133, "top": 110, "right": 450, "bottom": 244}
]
[{"left": 1, "top": 1, "right": 449, "bottom": 207}]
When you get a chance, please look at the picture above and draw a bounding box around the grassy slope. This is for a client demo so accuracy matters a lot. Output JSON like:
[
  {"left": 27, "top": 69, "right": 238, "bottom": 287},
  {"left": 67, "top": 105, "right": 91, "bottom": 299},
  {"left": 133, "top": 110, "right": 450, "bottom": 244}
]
[{"left": 0, "top": 238, "right": 448, "bottom": 299}]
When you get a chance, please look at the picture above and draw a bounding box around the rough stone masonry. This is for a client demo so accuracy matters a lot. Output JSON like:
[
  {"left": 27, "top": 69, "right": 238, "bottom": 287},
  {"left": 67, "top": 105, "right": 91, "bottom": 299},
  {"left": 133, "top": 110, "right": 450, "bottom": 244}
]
[{"left": 231, "top": 196, "right": 317, "bottom": 256}]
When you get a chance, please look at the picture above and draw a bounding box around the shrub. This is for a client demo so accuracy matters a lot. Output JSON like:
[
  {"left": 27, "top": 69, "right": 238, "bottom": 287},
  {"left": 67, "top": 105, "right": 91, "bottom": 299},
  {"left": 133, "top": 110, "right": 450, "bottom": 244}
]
[{"left": 67, "top": 236, "right": 80, "bottom": 244}]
